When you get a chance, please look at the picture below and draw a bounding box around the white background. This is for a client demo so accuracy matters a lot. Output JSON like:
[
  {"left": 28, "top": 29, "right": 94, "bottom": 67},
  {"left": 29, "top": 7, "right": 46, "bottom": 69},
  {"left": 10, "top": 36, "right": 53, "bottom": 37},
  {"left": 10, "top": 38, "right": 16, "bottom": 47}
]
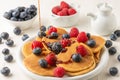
[{"left": 0, "top": 0, "right": 120, "bottom": 80}]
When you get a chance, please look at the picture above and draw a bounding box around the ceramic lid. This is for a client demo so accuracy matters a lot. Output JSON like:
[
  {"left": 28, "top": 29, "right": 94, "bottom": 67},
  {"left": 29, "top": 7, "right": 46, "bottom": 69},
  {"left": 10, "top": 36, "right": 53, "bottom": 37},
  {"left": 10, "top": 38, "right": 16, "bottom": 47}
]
[{"left": 98, "top": 3, "right": 112, "bottom": 12}]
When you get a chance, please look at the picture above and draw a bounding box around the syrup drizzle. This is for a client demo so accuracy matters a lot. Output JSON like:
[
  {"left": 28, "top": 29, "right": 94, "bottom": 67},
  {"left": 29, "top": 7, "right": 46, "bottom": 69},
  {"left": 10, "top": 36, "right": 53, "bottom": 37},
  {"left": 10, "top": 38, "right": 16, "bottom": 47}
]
[{"left": 38, "top": 0, "right": 42, "bottom": 30}]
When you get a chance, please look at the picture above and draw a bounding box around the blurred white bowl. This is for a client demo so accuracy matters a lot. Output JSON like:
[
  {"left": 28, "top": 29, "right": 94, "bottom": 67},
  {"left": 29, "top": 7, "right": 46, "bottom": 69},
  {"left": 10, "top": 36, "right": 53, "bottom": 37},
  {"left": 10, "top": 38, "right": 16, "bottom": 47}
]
[
  {"left": 50, "top": 4, "right": 80, "bottom": 27},
  {"left": 16, "top": 36, "right": 109, "bottom": 80},
  {"left": 3, "top": 15, "right": 37, "bottom": 30}
]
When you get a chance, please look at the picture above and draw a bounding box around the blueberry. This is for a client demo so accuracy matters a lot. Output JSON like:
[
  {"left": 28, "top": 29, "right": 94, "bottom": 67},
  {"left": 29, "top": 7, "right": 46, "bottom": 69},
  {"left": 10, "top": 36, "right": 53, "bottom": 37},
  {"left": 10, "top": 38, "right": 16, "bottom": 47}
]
[
  {"left": 3, "top": 12, "right": 12, "bottom": 19},
  {"left": 4, "top": 54, "right": 13, "bottom": 62},
  {"left": 12, "top": 10, "right": 20, "bottom": 17},
  {"left": 2, "top": 48, "right": 9, "bottom": 55},
  {"left": 22, "top": 34, "right": 29, "bottom": 41},
  {"left": 13, "top": 27, "right": 21, "bottom": 35},
  {"left": 0, "top": 67, "right": 10, "bottom": 76},
  {"left": 26, "top": 14, "right": 32, "bottom": 20},
  {"left": 72, "top": 53, "right": 82, "bottom": 62},
  {"left": 30, "top": 5, "right": 37, "bottom": 11},
  {"left": 48, "top": 32, "right": 58, "bottom": 39},
  {"left": 51, "top": 42, "right": 62, "bottom": 54},
  {"left": 114, "top": 30, "right": 120, "bottom": 37},
  {"left": 0, "top": 32, "right": 9, "bottom": 40},
  {"left": 109, "top": 67, "right": 118, "bottom": 76},
  {"left": 40, "top": 26, "right": 46, "bottom": 32},
  {"left": 46, "top": 42, "right": 53, "bottom": 50},
  {"left": 87, "top": 33, "right": 91, "bottom": 39},
  {"left": 16, "top": 7, "right": 25, "bottom": 12},
  {"left": 39, "top": 59, "right": 48, "bottom": 68},
  {"left": 20, "top": 12, "right": 27, "bottom": 19},
  {"left": 10, "top": 17, "right": 18, "bottom": 21},
  {"left": 117, "top": 54, "right": 120, "bottom": 62},
  {"left": 110, "top": 34, "right": 117, "bottom": 41},
  {"left": 5, "top": 39, "right": 14, "bottom": 47},
  {"left": 108, "top": 47, "right": 117, "bottom": 55},
  {"left": 38, "top": 31, "right": 46, "bottom": 38},
  {"left": 18, "top": 18, "right": 24, "bottom": 21},
  {"left": 87, "top": 39, "right": 96, "bottom": 47},
  {"left": 62, "top": 34, "right": 70, "bottom": 39},
  {"left": 0, "top": 37, "right": 2, "bottom": 43},
  {"left": 33, "top": 47, "right": 42, "bottom": 56},
  {"left": 105, "top": 40, "right": 112, "bottom": 48}
]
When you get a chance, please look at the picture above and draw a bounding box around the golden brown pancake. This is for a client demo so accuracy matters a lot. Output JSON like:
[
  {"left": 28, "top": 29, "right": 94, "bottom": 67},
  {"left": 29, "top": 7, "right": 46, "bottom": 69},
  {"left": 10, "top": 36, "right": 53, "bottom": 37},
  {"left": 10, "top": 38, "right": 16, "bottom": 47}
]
[
  {"left": 35, "top": 37, "right": 42, "bottom": 41},
  {"left": 24, "top": 54, "right": 55, "bottom": 76},
  {"left": 89, "top": 35, "right": 105, "bottom": 53}
]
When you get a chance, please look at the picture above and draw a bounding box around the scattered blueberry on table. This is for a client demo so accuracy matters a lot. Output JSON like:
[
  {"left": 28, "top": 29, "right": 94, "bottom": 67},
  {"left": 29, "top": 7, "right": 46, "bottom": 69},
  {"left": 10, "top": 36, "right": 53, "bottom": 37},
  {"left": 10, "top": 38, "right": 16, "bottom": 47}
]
[
  {"left": 0, "top": 67, "right": 11, "bottom": 76},
  {"left": 105, "top": 40, "right": 113, "bottom": 48},
  {"left": 3, "top": 5, "right": 37, "bottom": 21},
  {"left": 108, "top": 47, "right": 117, "bottom": 55},
  {"left": 4, "top": 54, "right": 13, "bottom": 63},
  {"left": 0, "top": 32, "right": 9, "bottom": 40},
  {"left": 5, "top": 39, "right": 14, "bottom": 47},
  {"left": 109, "top": 67, "right": 118, "bottom": 76},
  {"left": 110, "top": 34, "right": 117, "bottom": 41},
  {"left": 114, "top": 30, "right": 120, "bottom": 37},
  {"left": 117, "top": 54, "right": 120, "bottom": 62},
  {"left": 22, "top": 34, "right": 29, "bottom": 41},
  {"left": 13, "top": 27, "right": 21, "bottom": 35},
  {"left": 2, "top": 48, "right": 10, "bottom": 55},
  {"left": 0, "top": 37, "right": 2, "bottom": 43}
]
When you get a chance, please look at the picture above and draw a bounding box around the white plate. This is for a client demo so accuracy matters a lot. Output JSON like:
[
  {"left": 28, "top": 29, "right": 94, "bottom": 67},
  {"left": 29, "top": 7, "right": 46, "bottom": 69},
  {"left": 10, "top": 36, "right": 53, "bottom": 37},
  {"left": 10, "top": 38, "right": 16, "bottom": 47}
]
[{"left": 16, "top": 36, "right": 109, "bottom": 80}]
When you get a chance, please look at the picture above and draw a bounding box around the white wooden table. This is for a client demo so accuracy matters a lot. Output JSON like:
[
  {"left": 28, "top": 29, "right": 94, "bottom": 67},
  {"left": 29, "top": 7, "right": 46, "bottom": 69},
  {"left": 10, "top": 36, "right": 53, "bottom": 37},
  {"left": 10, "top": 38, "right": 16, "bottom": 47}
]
[{"left": 0, "top": 0, "right": 120, "bottom": 80}]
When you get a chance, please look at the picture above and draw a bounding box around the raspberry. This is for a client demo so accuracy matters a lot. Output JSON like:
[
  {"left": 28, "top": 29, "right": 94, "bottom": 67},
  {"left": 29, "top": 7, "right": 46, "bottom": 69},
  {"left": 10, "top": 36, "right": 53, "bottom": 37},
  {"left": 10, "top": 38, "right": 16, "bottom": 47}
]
[
  {"left": 77, "top": 32, "right": 88, "bottom": 43},
  {"left": 32, "top": 40, "right": 43, "bottom": 50},
  {"left": 76, "top": 45, "right": 88, "bottom": 57},
  {"left": 48, "top": 26, "right": 57, "bottom": 35},
  {"left": 69, "top": 27, "right": 79, "bottom": 37},
  {"left": 52, "top": 6, "right": 61, "bottom": 15},
  {"left": 53, "top": 67, "right": 65, "bottom": 77},
  {"left": 60, "top": 39, "right": 71, "bottom": 48},
  {"left": 68, "top": 8, "right": 76, "bottom": 15},
  {"left": 57, "top": 9, "right": 68, "bottom": 16},
  {"left": 60, "top": 1, "right": 70, "bottom": 9},
  {"left": 45, "top": 53, "right": 57, "bottom": 66}
]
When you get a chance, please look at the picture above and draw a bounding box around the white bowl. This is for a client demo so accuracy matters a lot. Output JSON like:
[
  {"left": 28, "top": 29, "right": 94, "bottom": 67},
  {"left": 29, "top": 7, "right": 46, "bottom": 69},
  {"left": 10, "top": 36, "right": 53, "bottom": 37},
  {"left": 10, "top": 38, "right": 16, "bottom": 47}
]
[
  {"left": 3, "top": 15, "right": 37, "bottom": 30},
  {"left": 50, "top": 4, "right": 80, "bottom": 27},
  {"left": 16, "top": 36, "right": 109, "bottom": 80}
]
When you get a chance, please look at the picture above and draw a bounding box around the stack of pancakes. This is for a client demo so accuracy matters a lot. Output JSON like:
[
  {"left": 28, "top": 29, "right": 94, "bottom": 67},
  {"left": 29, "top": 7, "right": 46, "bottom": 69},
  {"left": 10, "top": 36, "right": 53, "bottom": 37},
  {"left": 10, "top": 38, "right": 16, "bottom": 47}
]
[{"left": 22, "top": 27, "right": 105, "bottom": 77}]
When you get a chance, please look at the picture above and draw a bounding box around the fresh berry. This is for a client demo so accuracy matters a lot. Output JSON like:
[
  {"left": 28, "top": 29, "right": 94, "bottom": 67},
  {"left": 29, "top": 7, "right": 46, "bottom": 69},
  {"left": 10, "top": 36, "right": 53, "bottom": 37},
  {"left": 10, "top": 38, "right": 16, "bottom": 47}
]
[
  {"left": 20, "top": 12, "right": 27, "bottom": 19},
  {"left": 2, "top": 48, "right": 9, "bottom": 55},
  {"left": 51, "top": 42, "right": 62, "bottom": 54},
  {"left": 48, "top": 26, "right": 57, "bottom": 35},
  {"left": 62, "top": 34, "right": 70, "bottom": 39},
  {"left": 60, "top": 1, "right": 69, "bottom": 9},
  {"left": 0, "top": 37, "right": 2, "bottom": 43},
  {"left": 108, "top": 47, "right": 117, "bottom": 55},
  {"left": 60, "top": 39, "right": 71, "bottom": 48},
  {"left": 53, "top": 67, "right": 65, "bottom": 77},
  {"left": 105, "top": 40, "right": 112, "bottom": 48},
  {"left": 72, "top": 53, "right": 82, "bottom": 62},
  {"left": 0, "top": 32, "right": 9, "bottom": 40},
  {"left": 5, "top": 39, "right": 14, "bottom": 47},
  {"left": 45, "top": 53, "right": 57, "bottom": 66},
  {"left": 117, "top": 54, "right": 120, "bottom": 62},
  {"left": 4, "top": 54, "right": 13, "bottom": 62},
  {"left": 87, "top": 39, "right": 96, "bottom": 48},
  {"left": 30, "top": 5, "right": 37, "bottom": 11},
  {"left": 52, "top": 6, "right": 61, "bottom": 15},
  {"left": 110, "top": 34, "right": 117, "bottom": 41},
  {"left": 10, "top": 17, "right": 17, "bottom": 21},
  {"left": 57, "top": 10, "right": 67, "bottom": 16},
  {"left": 12, "top": 10, "right": 20, "bottom": 17},
  {"left": 38, "top": 31, "right": 46, "bottom": 38},
  {"left": 109, "top": 67, "right": 118, "bottom": 76},
  {"left": 87, "top": 33, "right": 91, "bottom": 39},
  {"left": 22, "top": 34, "right": 29, "bottom": 41},
  {"left": 32, "top": 40, "right": 43, "bottom": 49},
  {"left": 39, "top": 59, "right": 48, "bottom": 68},
  {"left": 0, "top": 67, "right": 10, "bottom": 76},
  {"left": 3, "top": 12, "right": 12, "bottom": 19},
  {"left": 61, "top": 48, "right": 67, "bottom": 53},
  {"left": 46, "top": 42, "right": 53, "bottom": 50},
  {"left": 40, "top": 25, "right": 46, "bottom": 32},
  {"left": 114, "top": 30, "right": 120, "bottom": 37},
  {"left": 76, "top": 45, "right": 87, "bottom": 57},
  {"left": 48, "top": 32, "right": 58, "bottom": 39},
  {"left": 16, "top": 7, "right": 25, "bottom": 12},
  {"left": 77, "top": 32, "right": 88, "bottom": 43},
  {"left": 32, "top": 47, "right": 42, "bottom": 56},
  {"left": 68, "top": 8, "right": 76, "bottom": 15},
  {"left": 69, "top": 27, "right": 79, "bottom": 37},
  {"left": 13, "top": 27, "right": 21, "bottom": 35}
]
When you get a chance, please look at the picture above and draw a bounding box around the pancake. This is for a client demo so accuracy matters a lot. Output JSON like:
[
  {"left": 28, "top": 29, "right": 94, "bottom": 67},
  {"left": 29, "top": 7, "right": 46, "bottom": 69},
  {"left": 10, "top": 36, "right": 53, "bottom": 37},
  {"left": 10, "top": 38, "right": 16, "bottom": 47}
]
[
  {"left": 89, "top": 35, "right": 105, "bottom": 53},
  {"left": 24, "top": 54, "right": 55, "bottom": 76},
  {"left": 35, "top": 37, "right": 42, "bottom": 41},
  {"left": 66, "top": 60, "right": 96, "bottom": 76},
  {"left": 22, "top": 41, "right": 33, "bottom": 58},
  {"left": 57, "top": 43, "right": 94, "bottom": 72}
]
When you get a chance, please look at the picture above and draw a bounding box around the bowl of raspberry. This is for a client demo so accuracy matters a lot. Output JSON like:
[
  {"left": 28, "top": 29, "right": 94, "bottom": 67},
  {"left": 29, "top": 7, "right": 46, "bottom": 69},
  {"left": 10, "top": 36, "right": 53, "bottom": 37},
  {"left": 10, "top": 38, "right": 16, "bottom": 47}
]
[
  {"left": 51, "top": 1, "right": 80, "bottom": 27},
  {"left": 3, "top": 5, "right": 37, "bottom": 30}
]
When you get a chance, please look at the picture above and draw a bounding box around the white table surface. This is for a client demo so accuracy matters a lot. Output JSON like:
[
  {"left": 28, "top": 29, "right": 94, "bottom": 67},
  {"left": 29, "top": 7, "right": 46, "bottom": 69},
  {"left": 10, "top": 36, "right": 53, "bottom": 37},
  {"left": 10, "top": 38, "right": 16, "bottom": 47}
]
[{"left": 0, "top": 0, "right": 120, "bottom": 80}]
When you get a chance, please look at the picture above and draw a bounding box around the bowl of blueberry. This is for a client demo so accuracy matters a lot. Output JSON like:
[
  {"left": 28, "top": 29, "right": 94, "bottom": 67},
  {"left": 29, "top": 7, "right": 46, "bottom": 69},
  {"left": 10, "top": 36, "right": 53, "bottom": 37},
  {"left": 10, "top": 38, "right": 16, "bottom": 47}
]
[{"left": 3, "top": 5, "right": 37, "bottom": 30}]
